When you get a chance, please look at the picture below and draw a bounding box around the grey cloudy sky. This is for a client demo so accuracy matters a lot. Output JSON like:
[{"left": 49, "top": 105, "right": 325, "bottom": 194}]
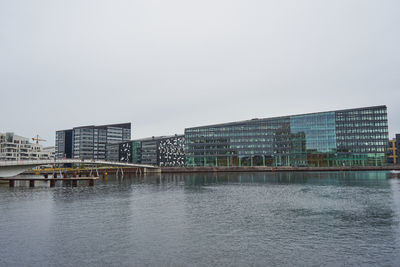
[{"left": 1, "top": 0, "right": 399, "bottom": 146}]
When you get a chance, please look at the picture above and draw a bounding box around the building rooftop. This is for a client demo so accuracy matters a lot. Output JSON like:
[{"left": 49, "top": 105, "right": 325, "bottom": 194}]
[
  {"left": 185, "top": 105, "right": 387, "bottom": 130},
  {"left": 57, "top": 123, "right": 131, "bottom": 131},
  {"left": 113, "top": 134, "right": 184, "bottom": 143}
]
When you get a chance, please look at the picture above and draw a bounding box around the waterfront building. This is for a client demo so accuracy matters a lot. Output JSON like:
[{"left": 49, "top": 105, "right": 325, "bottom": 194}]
[
  {"left": 55, "top": 123, "right": 131, "bottom": 160},
  {"left": 388, "top": 134, "right": 400, "bottom": 164},
  {"left": 55, "top": 129, "right": 73, "bottom": 159},
  {"left": 387, "top": 139, "right": 397, "bottom": 164},
  {"left": 118, "top": 135, "right": 185, "bottom": 167},
  {"left": 43, "top": 146, "right": 56, "bottom": 160},
  {"left": 185, "top": 105, "right": 389, "bottom": 167},
  {"left": 0, "top": 132, "right": 54, "bottom": 161},
  {"left": 105, "top": 143, "right": 119, "bottom": 162},
  {"left": 397, "top": 134, "right": 400, "bottom": 162}
]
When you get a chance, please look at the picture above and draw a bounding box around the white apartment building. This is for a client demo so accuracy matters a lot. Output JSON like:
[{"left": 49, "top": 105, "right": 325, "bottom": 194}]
[{"left": 0, "top": 132, "right": 55, "bottom": 161}]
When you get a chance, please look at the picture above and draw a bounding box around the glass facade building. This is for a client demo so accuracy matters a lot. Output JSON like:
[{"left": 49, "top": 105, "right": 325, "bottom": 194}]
[
  {"left": 185, "top": 106, "right": 388, "bottom": 167},
  {"left": 55, "top": 123, "right": 131, "bottom": 160}
]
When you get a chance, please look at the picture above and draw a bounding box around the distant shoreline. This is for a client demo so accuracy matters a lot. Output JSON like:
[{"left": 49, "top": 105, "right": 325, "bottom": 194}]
[
  {"left": 21, "top": 165, "right": 400, "bottom": 176},
  {"left": 160, "top": 165, "right": 400, "bottom": 173}
]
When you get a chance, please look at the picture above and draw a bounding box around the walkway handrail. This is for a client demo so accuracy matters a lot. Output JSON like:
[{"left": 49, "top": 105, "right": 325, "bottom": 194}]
[{"left": 0, "top": 159, "right": 157, "bottom": 169}]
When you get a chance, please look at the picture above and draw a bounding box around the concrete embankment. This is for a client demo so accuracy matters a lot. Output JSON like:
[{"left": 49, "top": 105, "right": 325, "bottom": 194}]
[
  {"left": 23, "top": 166, "right": 400, "bottom": 176},
  {"left": 161, "top": 165, "right": 400, "bottom": 173}
]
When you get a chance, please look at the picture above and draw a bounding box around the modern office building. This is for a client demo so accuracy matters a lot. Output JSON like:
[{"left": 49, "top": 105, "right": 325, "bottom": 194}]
[
  {"left": 55, "top": 129, "right": 73, "bottom": 159},
  {"left": 397, "top": 134, "right": 400, "bottom": 161},
  {"left": 105, "top": 143, "right": 120, "bottom": 162},
  {"left": 387, "top": 134, "right": 400, "bottom": 164},
  {"left": 387, "top": 139, "right": 397, "bottom": 164},
  {"left": 118, "top": 135, "right": 185, "bottom": 167},
  {"left": 0, "top": 132, "right": 54, "bottom": 161},
  {"left": 185, "top": 105, "right": 389, "bottom": 167},
  {"left": 55, "top": 123, "right": 131, "bottom": 160}
]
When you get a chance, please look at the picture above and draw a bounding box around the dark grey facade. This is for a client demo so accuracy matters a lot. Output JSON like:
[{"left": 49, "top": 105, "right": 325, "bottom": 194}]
[
  {"left": 55, "top": 129, "right": 73, "bottom": 159},
  {"left": 396, "top": 134, "right": 400, "bottom": 161},
  {"left": 55, "top": 123, "right": 131, "bottom": 160},
  {"left": 185, "top": 106, "right": 388, "bottom": 167},
  {"left": 118, "top": 135, "right": 185, "bottom": 167}
]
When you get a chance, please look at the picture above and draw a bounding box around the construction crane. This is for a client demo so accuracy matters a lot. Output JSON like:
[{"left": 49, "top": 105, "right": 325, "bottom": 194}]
[{"left": 32, "top": 135, "right": 46, "bottom": 144}]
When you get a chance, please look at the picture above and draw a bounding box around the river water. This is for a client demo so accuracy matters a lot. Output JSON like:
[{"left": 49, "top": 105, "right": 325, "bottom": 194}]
[{"left": 1, "top": 171, "right": 400, "bottom": 266}]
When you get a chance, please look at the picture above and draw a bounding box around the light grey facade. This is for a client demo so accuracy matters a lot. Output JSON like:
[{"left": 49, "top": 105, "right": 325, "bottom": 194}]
[
  {"left": 0, "top": 132, "right": 54, "bottom": 161},
  {"left": 105, "top": 143, "right": 120, "bottom": 162},
  {"left": 56, "top": 123, "right": 131, "bottom": 160}
]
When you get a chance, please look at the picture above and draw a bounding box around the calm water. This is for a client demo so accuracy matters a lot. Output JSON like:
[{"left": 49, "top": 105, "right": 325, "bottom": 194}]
[{"left": 1, "top": 171, "right": 400, "bottom": 266}]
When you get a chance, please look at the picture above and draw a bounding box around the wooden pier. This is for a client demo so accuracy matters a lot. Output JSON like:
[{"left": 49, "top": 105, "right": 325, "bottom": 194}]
[{"left": 3, "top": 177, "right": 98, "bottom": 188}]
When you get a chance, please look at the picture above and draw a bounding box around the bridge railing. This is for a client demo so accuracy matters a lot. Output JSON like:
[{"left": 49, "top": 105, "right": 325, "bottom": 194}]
[
  {"left": 0, "top": 159, "right": 158, "bottom": 169},
  {"left": 0, "top": 160, "right": 53, "bottom": 166}
]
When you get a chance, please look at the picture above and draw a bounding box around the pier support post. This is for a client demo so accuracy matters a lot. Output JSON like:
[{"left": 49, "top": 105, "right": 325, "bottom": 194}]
[
  {"left": 50, "top": 180, "right": 56, "bottom": 187},
  {"left": 9, "top": 180, "right": 14, "bottom": 187},
  {"left": 88, "top": 179, "right": 94, "bottom": 186},
  {"left": 29, "top": 180, "right": 35, "bottom": 187},
  {"left": 72, "top": 180, "right": 78, "bottom": 187}
]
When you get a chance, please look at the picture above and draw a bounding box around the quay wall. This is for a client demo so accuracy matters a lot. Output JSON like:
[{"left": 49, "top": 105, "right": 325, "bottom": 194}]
[
  {"left": 23, "top": 166, "right": 400, "bottom": 176},
  {"left": 160, "top": 165, "right": 400, "bottom": 173}
]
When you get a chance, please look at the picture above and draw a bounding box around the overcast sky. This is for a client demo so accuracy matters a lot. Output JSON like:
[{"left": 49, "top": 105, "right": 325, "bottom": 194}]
[{"left": 0, "top": 0, "right": 399, "bottom": 146}]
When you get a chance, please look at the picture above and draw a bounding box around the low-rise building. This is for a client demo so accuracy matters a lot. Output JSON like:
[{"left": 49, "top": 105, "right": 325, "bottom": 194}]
[
  {"left": 0, "top": 132, "right": 54, "bottom": 161},
  {"left": 396, "top": 134, "right": 400, "bottom": 163},
  {"left": 387, "top": 139, "right": 397, "bottom": 164},
  {"left": 115, "top": 135, "right": 185, "bottom": 167},
  {"left": 388, "top": 134, "right": 400, "bottom": 164}
]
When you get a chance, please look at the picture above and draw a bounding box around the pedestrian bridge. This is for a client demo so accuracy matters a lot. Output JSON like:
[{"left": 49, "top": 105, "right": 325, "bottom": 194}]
[{"left": 0, "top": 159, "right": 158, "bottom": 178}]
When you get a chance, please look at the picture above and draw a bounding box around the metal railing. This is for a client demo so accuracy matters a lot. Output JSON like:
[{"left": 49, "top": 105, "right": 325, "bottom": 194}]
[{"left": 0, "top": 159, "right": 157, "bottom": 168}]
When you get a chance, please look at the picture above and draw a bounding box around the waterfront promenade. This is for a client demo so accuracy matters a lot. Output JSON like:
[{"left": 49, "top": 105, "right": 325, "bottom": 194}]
[{"left": 161, "top": 165, "right": 400, "bottom": 173}]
